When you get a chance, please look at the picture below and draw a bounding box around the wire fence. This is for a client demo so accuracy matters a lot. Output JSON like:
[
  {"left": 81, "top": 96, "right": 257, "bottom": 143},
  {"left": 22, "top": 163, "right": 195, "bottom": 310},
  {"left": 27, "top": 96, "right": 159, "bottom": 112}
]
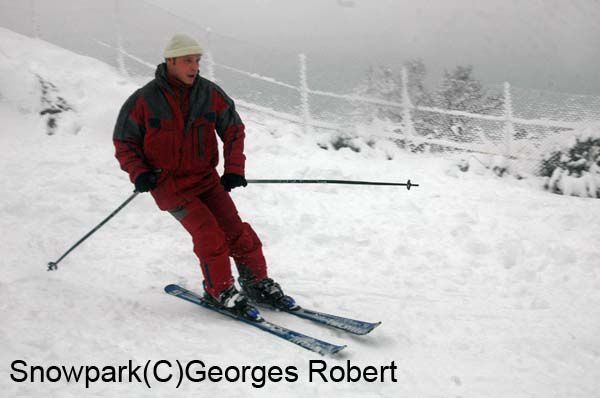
[{"left": 1, "top": 0, "right": 599, "bottom": 176}]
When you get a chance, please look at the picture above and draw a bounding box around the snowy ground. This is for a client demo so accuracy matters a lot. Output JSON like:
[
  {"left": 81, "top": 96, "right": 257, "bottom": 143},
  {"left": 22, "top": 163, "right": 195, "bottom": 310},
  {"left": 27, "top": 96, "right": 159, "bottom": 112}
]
[{"left": 1, "top": 28, "right": 600, "bottom": 397}]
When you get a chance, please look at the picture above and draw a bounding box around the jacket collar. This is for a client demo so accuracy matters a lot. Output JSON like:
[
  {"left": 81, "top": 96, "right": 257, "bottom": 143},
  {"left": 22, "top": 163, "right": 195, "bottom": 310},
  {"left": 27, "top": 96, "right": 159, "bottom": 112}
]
[
  {"left": 155, "top": 63, "right": 207, "bottom": 131},
  {"left": 155, "top": 63, "right": 199, "bottom": 93}
]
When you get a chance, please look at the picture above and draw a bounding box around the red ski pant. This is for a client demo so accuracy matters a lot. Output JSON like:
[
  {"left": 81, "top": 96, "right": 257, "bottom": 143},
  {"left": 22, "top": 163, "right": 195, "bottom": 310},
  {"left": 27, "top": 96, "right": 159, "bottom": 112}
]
[{"left": 169, "top": 183, "right": 267, "bottom": 298}]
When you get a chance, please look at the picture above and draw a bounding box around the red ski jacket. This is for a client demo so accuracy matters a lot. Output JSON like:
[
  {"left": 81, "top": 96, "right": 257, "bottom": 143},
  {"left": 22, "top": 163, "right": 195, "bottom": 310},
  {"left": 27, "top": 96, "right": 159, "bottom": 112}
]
[{"left": 113, "top": 63, "right": 246, "bottom": 210}]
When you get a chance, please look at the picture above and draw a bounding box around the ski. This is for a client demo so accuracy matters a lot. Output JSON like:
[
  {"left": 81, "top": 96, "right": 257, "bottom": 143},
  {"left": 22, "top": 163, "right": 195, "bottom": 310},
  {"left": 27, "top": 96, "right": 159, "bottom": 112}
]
[
  {"left": 164, "top": 284, "right": 346, "bottom": 356},
  {"left": 265, "top": 305, "right": 381, "bottom": 335}
]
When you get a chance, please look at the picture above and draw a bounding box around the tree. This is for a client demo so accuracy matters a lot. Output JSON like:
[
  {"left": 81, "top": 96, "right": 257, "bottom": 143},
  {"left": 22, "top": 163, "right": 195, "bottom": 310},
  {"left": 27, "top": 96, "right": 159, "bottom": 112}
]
[
  {"left": 352, "top": 59, "right": 431, "bottom": 124},
  {"left": 351, "top": 62, "right": 503, "bottom": 147},
  {"left": 404, "top": 59, "right": 432, "bottom": 107},
  {"left": 404, "top": 59, "right": 442, "bottom": 139},
  {"left": 352, "top": 65, "right": 402, "bottom": 122},
  {"left": 433, "top": 65, "right": 503, "bottom": 141}
]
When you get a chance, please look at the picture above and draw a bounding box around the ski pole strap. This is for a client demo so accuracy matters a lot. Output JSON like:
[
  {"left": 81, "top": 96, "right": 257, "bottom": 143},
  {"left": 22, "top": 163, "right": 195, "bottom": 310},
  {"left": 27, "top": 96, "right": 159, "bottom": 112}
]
[
  {"left": 246, "top": 179, "right": 418, "bottom": 190},
  {"left": 47, "top": 191, "right": 140, "bottom": 271}
]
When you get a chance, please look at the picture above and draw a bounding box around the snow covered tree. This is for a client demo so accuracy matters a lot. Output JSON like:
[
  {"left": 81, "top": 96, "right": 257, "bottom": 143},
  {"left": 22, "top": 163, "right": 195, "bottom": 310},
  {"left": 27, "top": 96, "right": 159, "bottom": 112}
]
[
  {"left": 351, "top": 65, "right": 402, "bottom": 123},
  {"left": 404, "top": 59, "right": 442, "bottom": 139},
  {"left": 351, "top": 59, "right": 431, "bottom": 124},
  {"left": 351, "top": 62, "right": 503, "bottom": 153},
  {"left": 404, "top": 59, "right": 432, "bottom": 107},
  {"left": 433, "top": 65, "right": 503, "bottom": 142}
]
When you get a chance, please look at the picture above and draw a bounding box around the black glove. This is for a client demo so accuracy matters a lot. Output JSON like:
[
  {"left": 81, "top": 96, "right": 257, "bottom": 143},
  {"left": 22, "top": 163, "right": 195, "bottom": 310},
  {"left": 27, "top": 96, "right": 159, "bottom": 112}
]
[
  {"left": 220, "top": 173, "right": 247, "bottom": 192},
  {"left": 134, "top": 172, "right": 158, "bottom": 193}
]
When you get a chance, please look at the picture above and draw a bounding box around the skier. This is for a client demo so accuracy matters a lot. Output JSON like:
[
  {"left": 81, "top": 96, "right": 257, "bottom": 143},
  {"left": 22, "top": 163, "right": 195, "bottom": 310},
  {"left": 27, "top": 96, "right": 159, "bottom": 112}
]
[{"left": 113, "top": 34, "right": 296, "bottom": 320}]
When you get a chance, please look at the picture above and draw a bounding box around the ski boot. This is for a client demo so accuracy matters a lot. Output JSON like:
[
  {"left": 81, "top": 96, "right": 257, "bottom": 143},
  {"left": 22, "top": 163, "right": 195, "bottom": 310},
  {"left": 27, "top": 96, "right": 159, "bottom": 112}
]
[
  {"left": 239, "top": 277, "right": 298, "bottom": 311},
  {"left": 204, "top": 284, "right": 262, "bottom": 322}
]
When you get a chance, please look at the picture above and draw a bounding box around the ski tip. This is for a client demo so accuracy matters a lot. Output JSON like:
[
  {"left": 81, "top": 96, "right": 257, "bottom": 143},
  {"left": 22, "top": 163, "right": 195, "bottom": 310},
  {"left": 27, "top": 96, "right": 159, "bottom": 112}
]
[
  {"left": 164, "top": 284, "right": 182, "bottom": 294},
  {"left": 330, "top": 345, "right": 348, "bottom": 355},
  {"left": 366, "top": 321, "right": 383, "bottom": 333},
  {"left": 353, "top": 321, "right": 382, "bottom": 335}
]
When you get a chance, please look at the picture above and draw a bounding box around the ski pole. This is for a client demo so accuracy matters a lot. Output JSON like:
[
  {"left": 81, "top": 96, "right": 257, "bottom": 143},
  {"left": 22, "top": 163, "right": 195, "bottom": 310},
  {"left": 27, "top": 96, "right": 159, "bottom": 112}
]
[
  {"left": 47, "top": 191, "right": 140, "bottom": 271},
  {"left": 246, "top": 179, "right": 419, "bottom": 190}
]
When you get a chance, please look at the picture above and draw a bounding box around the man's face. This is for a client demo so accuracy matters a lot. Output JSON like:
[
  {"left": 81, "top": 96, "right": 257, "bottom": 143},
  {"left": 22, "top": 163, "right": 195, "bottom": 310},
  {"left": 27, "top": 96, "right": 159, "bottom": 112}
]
[{"left": 166, "top": 54, "right": 202, "bottom": 85}]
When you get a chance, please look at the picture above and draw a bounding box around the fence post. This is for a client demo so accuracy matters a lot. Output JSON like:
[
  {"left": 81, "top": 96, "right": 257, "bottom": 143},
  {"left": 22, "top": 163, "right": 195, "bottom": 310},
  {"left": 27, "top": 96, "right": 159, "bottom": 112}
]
[
  {"left": 503, "top": 82, "right": 515, "bottom": 159},
  {"left": 204, "top": 28, "right": 216, "bottom": 81},
  {"left": 299, "top": 53, "right": 311, "bottom": 134},
  {"left": 114, "top": 0, "right": 128, "bottom": 77},
  {"left": 30, "top": 0, "right": 40, "bottom": 39},
  {"left": 401, "top": 66, "right": 416, "bottom": 137}
]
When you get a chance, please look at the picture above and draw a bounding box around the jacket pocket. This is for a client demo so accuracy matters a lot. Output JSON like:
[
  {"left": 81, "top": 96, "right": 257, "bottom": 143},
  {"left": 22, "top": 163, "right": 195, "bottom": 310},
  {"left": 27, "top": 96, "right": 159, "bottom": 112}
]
[{"left": 191, "top": 115, "right": 217, "bottom": 165}]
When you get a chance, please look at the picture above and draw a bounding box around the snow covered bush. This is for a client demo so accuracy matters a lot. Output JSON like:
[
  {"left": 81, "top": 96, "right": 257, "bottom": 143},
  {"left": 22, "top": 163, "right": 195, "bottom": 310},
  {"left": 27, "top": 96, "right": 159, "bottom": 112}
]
[
  {"left": 541, "top": 127, "right": 600, "bottom": 198},
  {"left": 37, "top": 75, "right": 75, "bottom": 135},
  {"left": 330, "top": 133, "right": 362, "bottom": 152}
]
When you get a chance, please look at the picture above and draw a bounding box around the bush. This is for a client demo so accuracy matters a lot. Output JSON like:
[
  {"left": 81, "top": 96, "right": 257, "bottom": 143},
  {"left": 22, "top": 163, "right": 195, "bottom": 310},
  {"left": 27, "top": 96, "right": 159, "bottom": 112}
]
[
  {"left": 37, "top": 75, "right": 74, "bottom": 135},
  {"left": 541, "top": 128, "right": 600, "bottom": 198}
]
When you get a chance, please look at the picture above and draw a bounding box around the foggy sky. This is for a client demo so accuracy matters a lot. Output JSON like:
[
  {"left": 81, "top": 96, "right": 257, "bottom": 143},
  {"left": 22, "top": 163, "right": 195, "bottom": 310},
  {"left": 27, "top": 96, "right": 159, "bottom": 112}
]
[{"left": 153, "top": 0, "right": 600, "bottom": 95}]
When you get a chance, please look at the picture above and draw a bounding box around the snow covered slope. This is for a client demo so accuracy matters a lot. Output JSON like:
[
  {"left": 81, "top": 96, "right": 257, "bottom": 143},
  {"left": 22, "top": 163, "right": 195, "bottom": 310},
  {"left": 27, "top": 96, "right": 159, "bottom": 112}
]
[{"left": 1, "top": 28, "right": 599, "bottom": 397}]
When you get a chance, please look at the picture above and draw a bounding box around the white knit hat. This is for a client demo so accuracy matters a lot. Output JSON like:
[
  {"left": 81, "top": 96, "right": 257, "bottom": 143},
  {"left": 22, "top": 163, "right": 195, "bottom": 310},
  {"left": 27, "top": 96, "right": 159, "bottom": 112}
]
[{"left": 163, "top": 34, "right": 204, "bottom": 58}]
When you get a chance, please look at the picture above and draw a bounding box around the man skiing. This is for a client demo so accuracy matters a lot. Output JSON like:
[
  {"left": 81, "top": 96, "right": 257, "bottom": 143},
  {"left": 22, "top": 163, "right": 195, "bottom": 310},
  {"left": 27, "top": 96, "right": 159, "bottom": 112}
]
[{"left": 113, "top": 33, "right": 295, "bottom": 320}]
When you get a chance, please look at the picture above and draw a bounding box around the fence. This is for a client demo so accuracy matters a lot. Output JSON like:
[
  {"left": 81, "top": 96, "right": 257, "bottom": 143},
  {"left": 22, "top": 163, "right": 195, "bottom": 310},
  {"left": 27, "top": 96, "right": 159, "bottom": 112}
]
[{"left": 1, "top": 0, "right": 599, "bottom": 176}]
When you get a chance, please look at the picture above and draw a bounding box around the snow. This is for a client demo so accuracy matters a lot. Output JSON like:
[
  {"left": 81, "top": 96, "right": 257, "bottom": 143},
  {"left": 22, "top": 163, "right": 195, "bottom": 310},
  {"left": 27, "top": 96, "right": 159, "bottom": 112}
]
[{"left": 1, "top": 27, "right": 600, "bottom": 397}]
